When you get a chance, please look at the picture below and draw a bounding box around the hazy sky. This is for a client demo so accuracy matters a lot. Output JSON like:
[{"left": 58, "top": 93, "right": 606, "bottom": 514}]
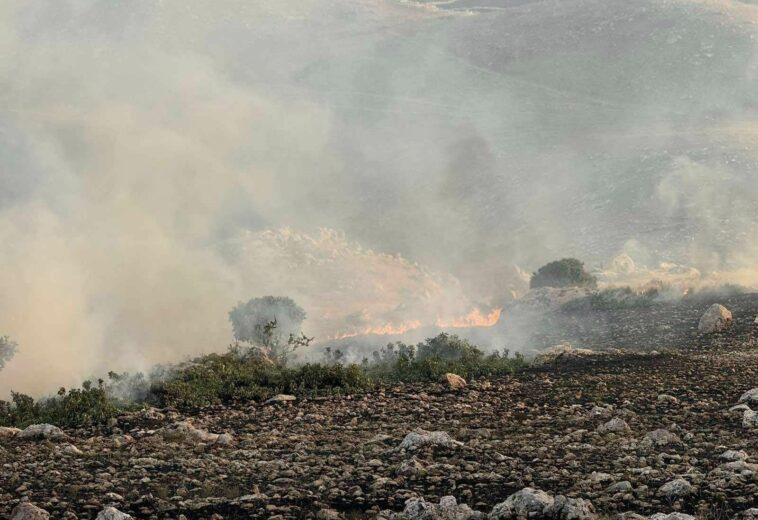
[{"left": 1, "top": 0, "right": 757, "bottom": 395}]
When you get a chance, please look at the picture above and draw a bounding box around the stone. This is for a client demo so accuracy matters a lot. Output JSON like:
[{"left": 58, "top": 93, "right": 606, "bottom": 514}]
[
  {"left": 548, "top": 496, "right": 597, "bottom": 520},
  {"left": 533, "top": 344, "right": 596, "bottom": 366},
  {"left": 743, "top": 409, "right": 758, "bottom": 428},
  {"left": 440, "top": 373, "right": 467, "bottom": 390},
  {"left": 10, "top": 503, "right": 50, "bottom": 520},
  {"left": 95, "top": 508, "right": 133, "bottom": 520},
  {"left": 698, "top": 304, "right": 732, "bottom": 333},
  {"left": 159, "top": 422, "right": 221, "bottom": 444},
  {"left": 641, "top": 429, "right": 680, "bottom": 447},
  {"left": 739, "top": 388, "right": 758, "bottom": 405},
  {"left": 402, "top": 496, "right": 483, "bottom": 519},
  {"left": 265, "top": 394, "right": 297, "bottom": 404},
  {"left": 657, "top": 478, "right": 694, "bottom": 498},
  {"left": 17, "top": 424, "right": 66, "bottom": 441},
  {"left": 489, "top": 487, "right": 554, "bottom": 518},
  {"left": 0, "top": 426, "right": 20, "bottom": 438},
  {"left": 597, "top": 418, "right": 630, "bottom": 434},
  {"left": 399, "top": 430, "right": 462, "bottom": 451}
]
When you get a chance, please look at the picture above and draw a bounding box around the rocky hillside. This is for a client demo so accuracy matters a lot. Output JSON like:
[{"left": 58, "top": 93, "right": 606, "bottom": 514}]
[{"left": 2, "top": 299, "right": 758, "bottom": 519}]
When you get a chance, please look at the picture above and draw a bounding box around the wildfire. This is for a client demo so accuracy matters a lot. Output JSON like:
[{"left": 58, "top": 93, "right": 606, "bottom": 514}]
[
  {"left": 327, "top": 320, "right": 423, "bottom": 340},
  {"left": 326, "top": 307, "right": 502, "bottom": 341},
  {"left": 436, "top": 307, "right": 502, "bottom": 328}
]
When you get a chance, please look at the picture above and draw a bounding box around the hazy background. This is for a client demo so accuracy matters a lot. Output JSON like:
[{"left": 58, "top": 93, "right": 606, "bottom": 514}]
[{"left": 2, "top": 0, "right": 758, "bottom": 395}]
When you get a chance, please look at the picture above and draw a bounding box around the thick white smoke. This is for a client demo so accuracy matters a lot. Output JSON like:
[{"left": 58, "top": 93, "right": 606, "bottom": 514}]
[{"left": 1, "top": 0, "right": 757, "bottom": 395}]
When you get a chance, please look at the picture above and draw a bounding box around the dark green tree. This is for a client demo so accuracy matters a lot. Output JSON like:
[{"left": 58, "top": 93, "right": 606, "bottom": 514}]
[{"left": 530, "top": 258, "right": 597, "bottom": 289}]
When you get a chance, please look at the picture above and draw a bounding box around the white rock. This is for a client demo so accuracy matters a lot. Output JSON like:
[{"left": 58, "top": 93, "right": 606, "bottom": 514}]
[
  {"left": 641, "top": 428, "right": 681, "bottom": 447},
  {"left": 697, "top": 304, "right": 732, "bottom": 333},
  {"left": 743, "top": 409, "right": 758, "bottom": 428},
  {"left": 159, "top": 422, "right": 222, "bottom": 444},
  {"left": 264, "top": 394, "right": 297, "bottom": 404},
  {"left": 9, "top": 503, "right": 50, "bottom": 520},
  {"left": 657, "top": 478, "right": 694, "bottom": 498},
  {"left": 96, "top": 507, "right": 133, "bottom": 520},
  {"left": 17, "top": 424, "right": 66, "bottom": 440},
  {"left": 720, "top": 449, "right": 748, "bottom": 462},
  {"left": 549, "top": 495, "right": 596, "bottom": 520},
  {"left": 656, "top": 394, "right": 679, "bottom": 404},
  {"left": 648, "top": 515, "right": 696, "bottom": 520},
  {"left": 739, "top": 388, "right": 758, "bottom": 405},
  {"left": 399, "top": 430, "right": 462, "bottom": 451},
  {"left": 597, "top": 418, "right": 630, "bottom": 434},
  {"left": 533, "top": 343, "right": 596, "bottom": 366},
  {"left": 489, "top": 488, "right": 554, "bottom": 519},
  {"left": 402, "top": 496, "right": 483, "bottom": 519}
]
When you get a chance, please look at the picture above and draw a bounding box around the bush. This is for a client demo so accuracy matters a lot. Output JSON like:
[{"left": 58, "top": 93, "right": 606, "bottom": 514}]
[
  {"left": 228, "top": 296, "right": 311, "bottom": 364},
  {"left": 0, "top": 380, "right": 122, "bottom": 428},
  {"left": 530, "top": 258, "right": 597, "bottom": 289},
  {"left": 149, "top": 350, "right": 370, "bottom": 409},
  {"left": 367, "top": 333, "right": 525, "bottom": 383}
]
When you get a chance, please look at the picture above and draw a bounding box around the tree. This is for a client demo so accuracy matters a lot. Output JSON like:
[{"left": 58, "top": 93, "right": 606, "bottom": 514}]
[
  {"left": 530, "top": 258, "right": 597, "bottom": 289},
  {"left": 0, "top": 336, "right": 17, "bottom": 372},
  {"left": 228, "top": 296, "right": 311, "bottom": 364}
]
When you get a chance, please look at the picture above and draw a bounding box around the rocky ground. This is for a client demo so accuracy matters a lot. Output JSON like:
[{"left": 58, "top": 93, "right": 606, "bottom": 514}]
[{"left": 2, "top": 297, "right": 758, "bottom": 520}]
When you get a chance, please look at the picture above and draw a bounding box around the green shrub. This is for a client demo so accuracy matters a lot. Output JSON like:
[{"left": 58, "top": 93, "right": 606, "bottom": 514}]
[
  {"left": 530, "top": 258, "right": 597, "bottom": 289},
  {"left": 0, "top": 380, "right": 122, "bottom": 428},
  {"left": 367, "top": 333, "right": 525, "bottom": 383}
]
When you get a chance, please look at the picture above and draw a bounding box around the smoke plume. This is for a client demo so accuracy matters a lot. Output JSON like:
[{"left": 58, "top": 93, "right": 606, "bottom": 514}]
[{"left": 2, "top": 0, "right": 757, "bottom": 395}]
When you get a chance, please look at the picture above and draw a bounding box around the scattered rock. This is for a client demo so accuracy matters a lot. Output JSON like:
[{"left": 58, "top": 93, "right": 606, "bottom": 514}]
[
  {"left": 742, "top": 409, "right": 758, "bottom": 428},
  {"left": 698, "top": 304, "right": 732, "bottom": 333}
]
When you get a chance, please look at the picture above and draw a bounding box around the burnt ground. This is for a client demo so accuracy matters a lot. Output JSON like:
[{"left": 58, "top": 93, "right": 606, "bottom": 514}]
[{"left": 1, "top": 295, "right": 758, "bottom": 519}]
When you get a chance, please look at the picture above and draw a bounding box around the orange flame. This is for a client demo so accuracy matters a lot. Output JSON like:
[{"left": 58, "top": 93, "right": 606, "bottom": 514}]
[
  {"left": 436, "top": 308, "right": 502, "bottom": 328},
  {"left": 327, "top": 320, "right": 423, "bottom": 340},
  {"left": 326, "top": 307, "right": 502, "bottom": 341}
]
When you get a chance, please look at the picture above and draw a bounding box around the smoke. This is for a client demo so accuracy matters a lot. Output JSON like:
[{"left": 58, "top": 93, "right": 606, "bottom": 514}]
[{"left": 2, "top": 0, "right": 758, "bottom": 395}]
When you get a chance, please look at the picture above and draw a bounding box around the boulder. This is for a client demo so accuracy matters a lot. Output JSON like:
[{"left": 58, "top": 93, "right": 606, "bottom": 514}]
[
  {"left": 440, "top": 373, "right": 467, "bottom": 390},
  {"left": 533, "top": 344, "right": 596, "bottom": 366},
  {"left": 549, "top": 496, "right": 596, "bottom": 520},
  {"left": 0, "top": 426, "right": 20, "bottom": 439},
  {"left": 159, "top": 422, "right": 223, "bottom": 444},
  {"left": 648, "top": 515, "right": 695, "bottom": 520},
  {"left": 96, "top": 508, "right": 133, "bottom": 520},
  {"left": 402, "top": 496, "right": 484, "bottom": 519},
  {"left": 641, "top": 428, "right": 681, "bottom": 447},
  {"left": 17, "top": 424, "right": 66, "bottom": 441},
  {"left": 739, "top": 388, "right": 758, "bottom": 406},
  {"left": 399, "top": 430, "right": 462, "bottom": 451},
  {"left": 489, "top": 488, "right": 554, "bottom": 518},
  {"left": 10, "top": 503, "right": 50, "bottom": 520},
  {"left": 743, "top": 409, "right": 758, "bottom": 428},
  {"left": 597, "top": 418, "right": 630, "bottom": 434},
  {"left": 697, "top": 304, "right": 732, "bottom": 333},
  {"left": 720, "top": 449, "right": 748, "bottom": 461},
  {"left": 657, "top": 478, "right": 694, "bottom": 498}
]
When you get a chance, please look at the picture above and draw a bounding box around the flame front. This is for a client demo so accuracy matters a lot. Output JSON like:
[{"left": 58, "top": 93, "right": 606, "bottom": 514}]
[
  {"left": 327, "top": 320, "right": 423, "bottom": 340},
  {"left": 436, "top": 308, "right": 502, "bottom": 328}
]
